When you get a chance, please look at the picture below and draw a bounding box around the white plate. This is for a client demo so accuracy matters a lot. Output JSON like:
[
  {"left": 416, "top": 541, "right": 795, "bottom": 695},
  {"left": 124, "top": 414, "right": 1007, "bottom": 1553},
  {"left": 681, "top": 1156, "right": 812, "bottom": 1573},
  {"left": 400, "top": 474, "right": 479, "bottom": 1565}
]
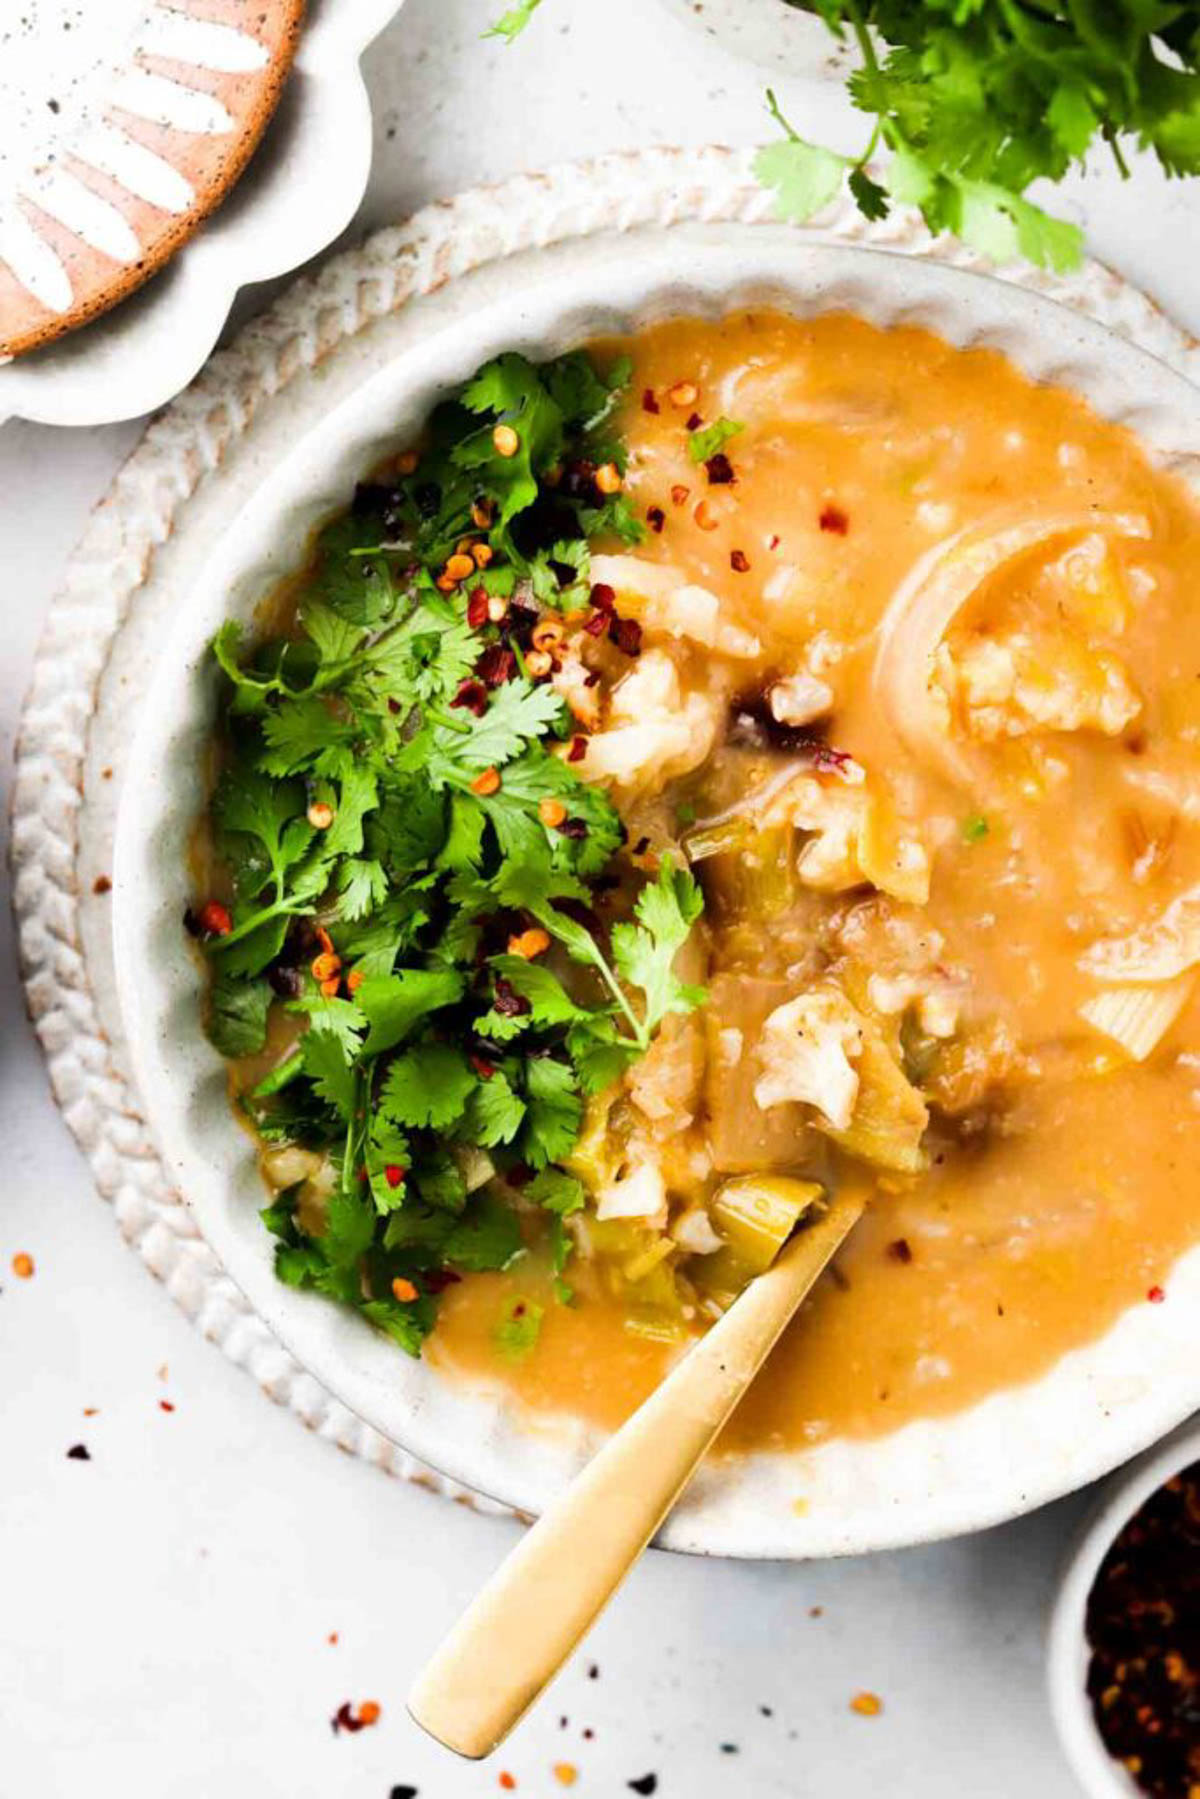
[
  {"left": 0, "top": 0, "right": 403, "bottom": 429},
  {"left": 109, "top": 222, "right": 1200, "bottom": 1558}
]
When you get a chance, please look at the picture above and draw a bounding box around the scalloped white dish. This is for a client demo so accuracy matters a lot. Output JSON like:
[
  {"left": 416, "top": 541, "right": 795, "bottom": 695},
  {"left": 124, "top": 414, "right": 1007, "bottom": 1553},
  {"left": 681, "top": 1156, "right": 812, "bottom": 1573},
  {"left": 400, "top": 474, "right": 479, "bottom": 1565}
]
[
  {"left": 0, "top": 0, "right": 403, "bottom": 429},
  {"left": 112, "top": 226, "right": 1200, "bottom": 1558}
]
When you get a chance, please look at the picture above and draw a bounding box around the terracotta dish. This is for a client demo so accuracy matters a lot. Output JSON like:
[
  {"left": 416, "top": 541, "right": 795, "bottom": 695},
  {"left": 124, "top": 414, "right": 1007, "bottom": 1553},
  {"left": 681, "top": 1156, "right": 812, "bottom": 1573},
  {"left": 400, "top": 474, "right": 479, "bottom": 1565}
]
[{"left": 0, "top": 0, "right": 305, "bottom": 358}]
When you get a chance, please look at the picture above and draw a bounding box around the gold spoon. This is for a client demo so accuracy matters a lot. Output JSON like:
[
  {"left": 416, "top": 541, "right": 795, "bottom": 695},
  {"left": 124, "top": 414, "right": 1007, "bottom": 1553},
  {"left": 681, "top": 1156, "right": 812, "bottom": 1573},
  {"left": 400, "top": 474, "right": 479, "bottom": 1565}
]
[{"left": 408, "top": 1186, "right": 864, "bottom": 1759}]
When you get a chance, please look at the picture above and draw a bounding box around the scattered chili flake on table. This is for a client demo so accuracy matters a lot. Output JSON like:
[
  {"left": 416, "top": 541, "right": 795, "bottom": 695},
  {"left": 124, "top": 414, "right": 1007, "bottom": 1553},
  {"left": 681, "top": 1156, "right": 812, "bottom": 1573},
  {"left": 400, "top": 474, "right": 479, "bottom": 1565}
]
[
  {"left": 553, "top": 1763, "right": 578, "bottom": 1786},
  {"left": 1086, "top": 1457, "right": 1200, "bottom": 1798},
  {"left": 93, "top": 874, "right": 112, "bottom": 895},
  {"left": 331, "top": 1700, "right": 382, "bottom": 1734},
  {"left": 12, "top": 1252, "right": 34, "bottom": 1279},
  {"left": 159, "top": 1400, "right": 175, "bottom": 1413},
  {"left": 850, "top": 1692, "right": 883, "bottom": 1717},
  {"left": 1148, "top": 1285, "right": 1167, "bottom": 1304},
  {"left": 498, "top": 1773, "right": 517, "bottom": 1791}
]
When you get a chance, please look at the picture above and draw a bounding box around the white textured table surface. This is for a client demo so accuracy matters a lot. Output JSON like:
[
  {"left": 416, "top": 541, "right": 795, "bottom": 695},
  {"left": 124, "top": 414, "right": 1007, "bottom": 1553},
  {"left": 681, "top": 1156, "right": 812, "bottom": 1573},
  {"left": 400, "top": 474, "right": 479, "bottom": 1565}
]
[{"left": 5, "top": 2, "right": 1200, "bottom": 1795}]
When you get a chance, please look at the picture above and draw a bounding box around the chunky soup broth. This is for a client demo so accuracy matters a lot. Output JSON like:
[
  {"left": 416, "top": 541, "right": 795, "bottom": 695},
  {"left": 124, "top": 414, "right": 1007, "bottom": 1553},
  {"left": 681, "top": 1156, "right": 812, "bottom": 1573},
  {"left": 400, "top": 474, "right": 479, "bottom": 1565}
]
[{"left": 425, "top": 312, "right": 1200, "bottom": 1448}]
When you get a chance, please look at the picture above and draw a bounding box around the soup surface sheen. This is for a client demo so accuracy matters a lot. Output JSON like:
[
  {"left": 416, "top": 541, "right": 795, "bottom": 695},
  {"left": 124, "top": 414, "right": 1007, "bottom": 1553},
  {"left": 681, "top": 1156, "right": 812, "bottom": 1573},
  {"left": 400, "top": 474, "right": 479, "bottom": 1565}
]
[{"left": 429, "top": 311, "right": 1200, "bottom": 1451}]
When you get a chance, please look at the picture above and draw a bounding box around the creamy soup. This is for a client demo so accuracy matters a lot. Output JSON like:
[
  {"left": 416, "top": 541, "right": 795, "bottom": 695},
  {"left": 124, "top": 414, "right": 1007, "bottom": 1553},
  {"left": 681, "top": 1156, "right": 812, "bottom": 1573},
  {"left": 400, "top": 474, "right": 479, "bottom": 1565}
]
[
  {"left": 427, "top": 312, "right": 1200, "bottom": 1449},
  {"left": 197, "top": 310, "right": 1200, "bottom": 1457}
]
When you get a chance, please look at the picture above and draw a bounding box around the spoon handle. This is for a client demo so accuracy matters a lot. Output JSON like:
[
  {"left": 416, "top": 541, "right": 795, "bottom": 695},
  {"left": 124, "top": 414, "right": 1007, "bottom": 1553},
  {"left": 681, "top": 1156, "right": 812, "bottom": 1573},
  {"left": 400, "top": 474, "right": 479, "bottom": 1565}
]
[{"left": 408, "top": 1189, "right": 864, "bottom": 1759}]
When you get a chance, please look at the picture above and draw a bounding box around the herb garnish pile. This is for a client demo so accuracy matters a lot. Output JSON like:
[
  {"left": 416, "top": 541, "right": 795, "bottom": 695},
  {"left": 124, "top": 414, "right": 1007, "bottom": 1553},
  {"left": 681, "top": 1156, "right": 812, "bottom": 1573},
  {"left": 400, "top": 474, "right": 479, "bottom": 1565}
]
[
  {"left": 494, "top": 0, "right": 1200, "bottom": 272},
  {"left": 192, "top": 350, "right": 704, "bottom": 1355}
]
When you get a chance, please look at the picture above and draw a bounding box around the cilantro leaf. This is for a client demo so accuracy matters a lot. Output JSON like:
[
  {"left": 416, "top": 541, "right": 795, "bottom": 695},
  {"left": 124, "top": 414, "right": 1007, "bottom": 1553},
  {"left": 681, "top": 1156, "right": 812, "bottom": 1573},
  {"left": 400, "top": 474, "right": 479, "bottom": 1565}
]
[
  {"left": 521, "top": 1056, "right": 583, "bottom": 1168},
  {"left": 466, "top": 1070, "right": 526, "bottom": 1147},
  {"left": 357, "top": 968, "right": 466, "bottom": 1057},
  {"left": 525, "top": 1167, "right": 585, "bottom": 1216},
  {"left": 611, "top": 857, "right": 706, "bottom": 1039},
  {"left": 441, "top": 1194, "right": 523, "bottom": 1271},
  {"left": 300, "top": 1027, "right": 357, "bottom": 1122},
  {"left": 688, "top": 417, "right": 744, "bottom": 463},
  {"left": 205, "top": 975, "right": 272, "bottom": 1058},
  {"left": 381, "top": 1046, "right": 478, "bottom": 1131}
]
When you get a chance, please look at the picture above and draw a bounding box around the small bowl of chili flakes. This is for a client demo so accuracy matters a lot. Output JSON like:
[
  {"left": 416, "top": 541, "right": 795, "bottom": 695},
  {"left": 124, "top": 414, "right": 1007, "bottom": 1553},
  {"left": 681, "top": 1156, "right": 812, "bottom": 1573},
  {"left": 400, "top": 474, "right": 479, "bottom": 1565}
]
[{"left": 1049, "top": 1422, "right": 1200, "bottom": 1799}]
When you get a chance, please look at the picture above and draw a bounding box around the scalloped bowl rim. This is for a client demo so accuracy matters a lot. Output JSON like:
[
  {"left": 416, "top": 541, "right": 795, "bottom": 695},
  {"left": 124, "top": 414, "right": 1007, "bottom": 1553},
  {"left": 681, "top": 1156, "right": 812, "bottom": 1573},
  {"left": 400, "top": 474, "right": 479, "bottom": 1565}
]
[{"left": 113, "top": 226, "right": 1200, "bottom": 1558}]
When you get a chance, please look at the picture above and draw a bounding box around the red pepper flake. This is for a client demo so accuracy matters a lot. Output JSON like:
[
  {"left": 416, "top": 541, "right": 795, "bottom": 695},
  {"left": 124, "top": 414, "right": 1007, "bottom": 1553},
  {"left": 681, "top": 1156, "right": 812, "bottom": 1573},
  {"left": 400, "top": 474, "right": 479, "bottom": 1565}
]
[
  {"left": 470, "top": 1054, "right": 497, "bottom": 1081},
  {"left": 685, "top": 410, "right": 702, "bottom": 431},
  {"left": 887, "top": 1238, "right": 913, "bottom": 1264},
  {"left": 768, "top": 533, "right": 781, "bottom": 550},
  {"left": 476, "top": 644, "right": 516, "bottom": 688},
  {"left": 93, "top": 874, "right": 112, "bottom": 895},
  {"left": 494, "top": 977, "right": 533, "bottom": 1019},
  {"left": 705, "top": 452, "right": 735, "bottom": 486},
  {"left": 467, "top": 586, "right": 489, "bottom": 629},
  {"left": 328, "top": 1632, "right": 339, "bottom": 1645},
  {"left": 450, "top": 677, "right": 488, "bottom": 717},
  {"left": 159, "top": 1399, "right": 175, "bottom": 1413},
  {"left": 384, "top": 1164, "right": 406, "bottom": 1189},
  {"left": 646, "top": 506, "right": 665, "bottom": 534},
  {"left": 1148, "top": 1284, "right": 1166, "bottom": 1303},
  {"left": 589, "top": 581, "right": 616, "bottom": 614},
  {"left": 583, "top": 609, "right": 608, "bottom": 636},
  {"left": 83, "top": 1407, "right": 99, "bottom": 1417},
  {"left": 195, "top": 899, "right": 233, "bottom": 938},
  {"left": 11, "top": 1252, "right": 34, "bottom": 1279},
  {"left": 553, "top": 1766, "right": 578, "bottom": 1788},
  {"left": 567, "top": 735, "right": 588, "bottom": 763},
  {"left": 609, "top": 615, "right": 643, "bottom": 656},
  {"left": 499, "top": 1775, "right": 517, "bottom": 1792},
  {"left": 422, "top": 1268, "right": 462, "bottom": 1294},
  {"left": 730, "top": 549, "right": 750, "bottom": 573},
  {"left": 331, "top": 1700, "right": 381, "bottom": 1735},
  {"left": 67, "top": 1444, "right": 91, "bottom": 1461},
  {"left": 641, "top": 388, "right": 659, "bottom": 414},
  {"left": 819, "top": 504, "right": 849, "bottom": 535}
]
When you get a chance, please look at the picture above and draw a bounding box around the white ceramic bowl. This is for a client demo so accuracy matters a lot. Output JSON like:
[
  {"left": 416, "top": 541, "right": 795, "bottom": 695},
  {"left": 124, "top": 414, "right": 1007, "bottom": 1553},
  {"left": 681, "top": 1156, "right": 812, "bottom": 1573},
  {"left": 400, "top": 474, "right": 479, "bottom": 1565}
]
[
  {"left": 1048, "top": 1418, "right": 1200, "bottom": 1798},
  {"left": 0, "top": 0, "right": 404, "bottom": 429},
  {"left": 113, "top": 224, "right": 1200, "bottom": 1558}
]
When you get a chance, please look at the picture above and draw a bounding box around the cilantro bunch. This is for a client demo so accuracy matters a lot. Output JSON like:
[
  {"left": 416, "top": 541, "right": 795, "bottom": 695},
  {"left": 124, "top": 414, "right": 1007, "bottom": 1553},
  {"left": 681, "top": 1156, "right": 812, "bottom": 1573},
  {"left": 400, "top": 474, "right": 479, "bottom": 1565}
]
[
  {"left": 492, "top": 0, "right": 1200, "bottom": 272},
  {"left": 192, "top": 349, "right": 705, "bottom": 1355},
  {"left": 761, "top": 2, "right": 1200, "bottom": 270}
]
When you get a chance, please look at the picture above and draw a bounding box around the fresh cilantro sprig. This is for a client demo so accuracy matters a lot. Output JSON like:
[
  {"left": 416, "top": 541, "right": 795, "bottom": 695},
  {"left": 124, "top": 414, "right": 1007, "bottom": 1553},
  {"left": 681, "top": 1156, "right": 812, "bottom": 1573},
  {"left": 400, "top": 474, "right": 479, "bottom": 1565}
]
[
  {"left": 492, "top": 0, "right": 1200, "bottom": 271},
  {"left": 758, "top": 4, "right": 1200, "bottom": 271},
  {"left": 193, "top": 348, "right": 704, "bottom": 1359}
]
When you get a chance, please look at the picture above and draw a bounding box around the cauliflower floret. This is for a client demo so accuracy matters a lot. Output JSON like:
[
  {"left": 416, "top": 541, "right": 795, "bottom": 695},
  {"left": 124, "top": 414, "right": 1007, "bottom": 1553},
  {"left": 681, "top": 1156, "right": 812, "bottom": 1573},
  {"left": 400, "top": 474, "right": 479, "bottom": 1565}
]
[
  {"left": 762, "top": 773, "right": 931, "bottom": 904},
  {"left": 552, "top": 647, "right": 601, "bottom": 728},
  {"left": 575, "top": 649, "right": 721, "bottom": 795},
  {"left": 589, "top": 554, "right": 761, "bottom": 659},
  {"left": 594, "top": 1156, "right": 668, "bottom": 1225},
  {"left": 753, "top": 989, "right": 864, "bottom": 1131},
  {"left": 769, "top": 671, "right": 834, "bottom": 727},
  {"left": 672, "top": 1208, "right": 725, "bottom": 1255},
  {"left": 938, "top": 629, "right": 1142, "bottom": 742}
]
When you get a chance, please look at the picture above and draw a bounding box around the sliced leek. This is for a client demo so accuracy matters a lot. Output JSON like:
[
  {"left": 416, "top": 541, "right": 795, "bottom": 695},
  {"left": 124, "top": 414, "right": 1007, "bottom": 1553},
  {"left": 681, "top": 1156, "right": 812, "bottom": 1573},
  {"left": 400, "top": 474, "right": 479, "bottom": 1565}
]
[
  {"left": 697, "top": 1174, "right": 822, "bottom": 1302},
  {"left": 872, "top": 510, "right": 1142, "bottom": 789},
  {"left": 1078, "top": 975, "right": 1195, "bottom": 1062},
  {"left": 1080, "top": 883, "right": 1200, "bottom": 984}
]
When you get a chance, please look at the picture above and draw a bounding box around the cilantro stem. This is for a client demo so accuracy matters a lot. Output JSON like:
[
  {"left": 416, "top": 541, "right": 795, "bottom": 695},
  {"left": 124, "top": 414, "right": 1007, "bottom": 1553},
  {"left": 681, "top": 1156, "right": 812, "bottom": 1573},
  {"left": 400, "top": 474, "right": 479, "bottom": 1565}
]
[
  {"left": 250, "top": 1048, "right": 304, "bottom": 1098},
  {"left": 207, "top": 894, "right": 316, "bottom": 953}
]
